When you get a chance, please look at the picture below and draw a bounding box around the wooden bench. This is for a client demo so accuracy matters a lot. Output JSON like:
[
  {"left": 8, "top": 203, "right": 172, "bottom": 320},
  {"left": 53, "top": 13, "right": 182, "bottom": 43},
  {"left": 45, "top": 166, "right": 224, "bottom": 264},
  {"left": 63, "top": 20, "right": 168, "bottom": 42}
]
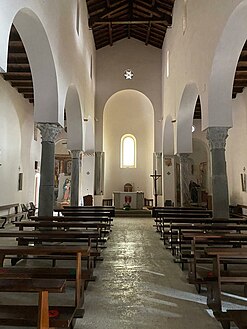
[
  {"left": 184, "top": 234, "right": 247, "bottom": 291},
  {"left": 153, "top": 210, "right": 212, "bottom": 233},
  {"left": 31, "top": 215, "right": 113, "bottom": 226},
  {"left": 0, "top": 277, "right": 76, "bottom": 329},
  {"left": 62, "top": 205, "right": 115, "bottom": 217},
  {"left": 0, "top": 229, "right": 102, "bottom": 269},
  {"left": 230, "top": 204, "right": 247, "bottom": 219},
  {"left": 0, "top": 203, "right": 26, "bottom": 228},
  {"left": 214, "top": 309, "right": 247, "bottom": 329},
  {"left": 15, "top": 220, "right": 110, "bottom": 238},
  {"left": 204, "top": 248, "right": 247, "bottom": 312},
  {"left": 0, "top": 229, "right": 101, "bottom": 247},
  {"left": 169, "top": 222, "right": 247, "bottom": 257},
  {"left": 152, "top": 206, "right": 211, "bottom": 217},
  {"left": 0, "top": 245, "right": 91, "bottom": 308}
]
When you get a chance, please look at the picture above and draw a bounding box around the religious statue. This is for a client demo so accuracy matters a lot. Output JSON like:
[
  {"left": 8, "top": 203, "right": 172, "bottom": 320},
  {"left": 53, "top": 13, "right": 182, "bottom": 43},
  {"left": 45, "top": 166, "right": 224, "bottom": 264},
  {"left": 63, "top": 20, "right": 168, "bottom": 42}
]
[
  {"left": 189, "top": 180, "right": 200, "bottom": 203},
  {"left": 63, "top": 178, "right": 71, "bottom": 202}
]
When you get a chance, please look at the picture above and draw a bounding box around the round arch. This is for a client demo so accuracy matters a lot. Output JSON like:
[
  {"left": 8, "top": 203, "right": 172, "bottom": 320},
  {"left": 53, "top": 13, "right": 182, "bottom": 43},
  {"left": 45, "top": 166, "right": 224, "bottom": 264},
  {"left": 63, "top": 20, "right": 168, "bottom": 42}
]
[
  {"left": 64, "top": 85, "right": 83, "bottom": 150},
  {"left": 103, "top": 89, "right": 154, "bottom": 198},
  {"left": 207, "top": 0, "right": 247, "bottom": 128},
  {"left": 163, "top": 114, "right": 174, "bottom": 156},
  {"left": 176, "top": 83, "right": 199, "bottom": 154},
  {"left": 0, "top": 6, "right": 59, "bottom": 123},
  {"left": 84, "top": 116, "right": 95, "bottom": 153}
]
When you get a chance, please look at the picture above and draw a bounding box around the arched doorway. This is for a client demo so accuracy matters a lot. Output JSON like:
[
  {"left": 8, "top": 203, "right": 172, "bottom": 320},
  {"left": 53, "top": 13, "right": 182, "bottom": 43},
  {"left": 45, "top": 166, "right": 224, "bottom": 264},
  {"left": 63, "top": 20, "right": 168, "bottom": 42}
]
[{"left": 103, "top": 89, "right": 154, "bottom": 206}]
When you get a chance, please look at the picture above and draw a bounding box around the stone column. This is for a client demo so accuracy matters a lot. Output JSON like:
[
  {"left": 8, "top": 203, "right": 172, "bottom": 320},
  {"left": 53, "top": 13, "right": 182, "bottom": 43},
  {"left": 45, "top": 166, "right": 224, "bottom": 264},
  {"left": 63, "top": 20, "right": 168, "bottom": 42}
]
[
  {"left": 207, "top": 127, "right": 229, "bottom": 219},
  {"left": 94, "top": 152, "right": 105, "bottom": 195},
  {"left": 153, "top": 152, "right": 162, "bottom": 195},
  {"left": 37, "top": 123, "right": 62, "bottom": 216},
  {"left": 179, "top": 153, "right": 191, "bottom": 207},
  {"left": 70, "top": 150, "right": 81, "bottom": 206}
]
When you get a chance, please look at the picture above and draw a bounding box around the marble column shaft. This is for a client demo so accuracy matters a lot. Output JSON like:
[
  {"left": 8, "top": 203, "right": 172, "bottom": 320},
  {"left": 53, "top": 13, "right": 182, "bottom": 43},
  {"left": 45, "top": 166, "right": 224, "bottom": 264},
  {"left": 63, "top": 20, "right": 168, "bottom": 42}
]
[
  {"left": 94, "top": 152, "right": 105, "bottom": 195},
  {"left": 153, "top": 152, "right": 162, "bottom": 195},
  {"left": 70, "top": 150, "right": 81, "bottom": 206},
  {"left": 207, "top": 127, "right": 229, "bottom": 219},
  {"left": 37, "top": 123, "right": 62, "bottom": 216},
  {"left": 179, "top": 153, "right": 191, "bottom": 207}
]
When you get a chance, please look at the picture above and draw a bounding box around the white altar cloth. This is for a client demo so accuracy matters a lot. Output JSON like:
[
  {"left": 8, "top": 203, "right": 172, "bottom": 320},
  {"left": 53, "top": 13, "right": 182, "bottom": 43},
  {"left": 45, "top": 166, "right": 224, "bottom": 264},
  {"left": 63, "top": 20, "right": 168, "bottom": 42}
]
[{"left": 113, "top": 191, "right": 144, "bottom": 209}]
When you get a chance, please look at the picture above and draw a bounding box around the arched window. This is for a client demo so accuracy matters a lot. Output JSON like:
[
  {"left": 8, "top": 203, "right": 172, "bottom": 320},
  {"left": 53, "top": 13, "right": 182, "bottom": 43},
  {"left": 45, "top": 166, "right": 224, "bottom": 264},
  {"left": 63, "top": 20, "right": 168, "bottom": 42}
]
[{"left": 121, "top": 134, "right": 136, "bottom": 168}]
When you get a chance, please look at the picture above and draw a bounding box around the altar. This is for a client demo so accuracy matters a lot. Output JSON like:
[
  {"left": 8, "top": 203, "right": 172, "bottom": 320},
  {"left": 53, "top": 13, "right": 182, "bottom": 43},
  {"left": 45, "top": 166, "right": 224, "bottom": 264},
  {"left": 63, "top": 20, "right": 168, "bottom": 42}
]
[{"left": 113, "top": 191, "right": 144, "bottom": 209}]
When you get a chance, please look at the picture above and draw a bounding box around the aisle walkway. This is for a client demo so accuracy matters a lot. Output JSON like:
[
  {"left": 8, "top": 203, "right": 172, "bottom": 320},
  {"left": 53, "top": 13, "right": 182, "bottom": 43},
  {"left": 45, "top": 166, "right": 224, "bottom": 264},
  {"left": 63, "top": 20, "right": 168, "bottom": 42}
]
[{"left": 76, "top": 217, "right": 222, "bottom": 329}]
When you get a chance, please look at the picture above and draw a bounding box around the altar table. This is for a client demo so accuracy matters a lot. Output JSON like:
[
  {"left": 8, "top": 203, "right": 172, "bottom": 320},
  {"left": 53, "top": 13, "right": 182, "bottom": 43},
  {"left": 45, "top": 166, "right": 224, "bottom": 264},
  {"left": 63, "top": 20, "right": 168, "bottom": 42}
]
[{"left": 113, "top": 191, "right": 144, "bottom": 209}]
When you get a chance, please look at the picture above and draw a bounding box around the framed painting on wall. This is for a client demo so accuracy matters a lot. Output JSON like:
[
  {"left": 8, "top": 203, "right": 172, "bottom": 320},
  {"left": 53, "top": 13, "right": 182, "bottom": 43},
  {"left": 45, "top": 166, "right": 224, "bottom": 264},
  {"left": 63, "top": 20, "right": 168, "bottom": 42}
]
[{"left": 241, "top": 173, "right": 246, "bottom": 192}]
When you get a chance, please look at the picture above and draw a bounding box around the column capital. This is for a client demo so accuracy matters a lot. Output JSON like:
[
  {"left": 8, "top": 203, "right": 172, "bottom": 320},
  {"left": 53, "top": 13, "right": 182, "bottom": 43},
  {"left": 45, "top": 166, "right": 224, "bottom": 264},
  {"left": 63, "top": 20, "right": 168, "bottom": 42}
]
[
  {"left": 70, "top": 150, "right": 81, "bottom": 159},
  {"left": 206, "top": 127, "right": 229, "bottom": 150},
  {"left": 37, "top": 123, "right": 62, "bottom": 142},
  {"left": 153, "top": 152, "right": 162, "bottom": 158},
  {"left": 178, "top": 153, "right": 190, "bottom": 163},
  {"left": 95, "top": 151, "right": 104, "bottom": 158}
]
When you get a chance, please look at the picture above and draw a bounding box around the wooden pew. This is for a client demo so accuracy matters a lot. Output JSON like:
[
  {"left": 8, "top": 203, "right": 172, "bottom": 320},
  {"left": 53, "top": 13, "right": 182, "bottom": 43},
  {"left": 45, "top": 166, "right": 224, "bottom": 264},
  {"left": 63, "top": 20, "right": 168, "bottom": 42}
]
[
  {"left": 0, "top": 244, "right": 91, "bottom": 308},
  {"left": 31, "top": 215, "right": 113, "bottom": 226},
  {"left": 55, "top": 206, "right": 114, "bottom": 216},
  {"left": 152, "top": 206, "right": 211, "bottom": 218},
  {"left": 0, "top": 229, "right": 102, "bottom": 269},
  {"left": 182, "top": 233, "right": 247, "bottom": 289},
  {"left": 203, "top": 247, "right": 247, "bottom": 329},
  {"left": 156, "top": 216, "right": 247, "bottom": 245},
  {"left": 0, "top": 203, "right": 26, "bottom": 228},
  {"left": 14, "top": 220, "right": 110, "bottom": 242},
  {"left": 169, "top": 222, "right": 247, "bottom": 257},
  {"left": 0, "top": 277, "right": 77, "bottom": 329},
  {"left": 62, "top": 205, "right": 115, "bottom": 217},
  {"left": 153, "top": 210, "right": 212, "bottom": 233},
  {"left": 214, "top": 310, "right": 247, "bottom": 329}
]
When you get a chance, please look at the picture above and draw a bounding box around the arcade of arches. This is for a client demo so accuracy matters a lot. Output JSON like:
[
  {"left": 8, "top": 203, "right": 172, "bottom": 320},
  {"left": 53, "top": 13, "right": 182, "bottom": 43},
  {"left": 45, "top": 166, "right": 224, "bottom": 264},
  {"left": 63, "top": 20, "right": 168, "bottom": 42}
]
[{"left": 1, "top": 2, "right": 247, "bottom": 219}]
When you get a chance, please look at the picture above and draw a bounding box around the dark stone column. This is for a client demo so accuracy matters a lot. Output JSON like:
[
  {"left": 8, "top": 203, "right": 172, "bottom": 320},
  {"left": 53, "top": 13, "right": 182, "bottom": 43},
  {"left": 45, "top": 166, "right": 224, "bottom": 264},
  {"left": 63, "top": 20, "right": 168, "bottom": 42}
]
[
  {"left": 94, "top": 152, "right": 105, "bottom": 195},
  {"left": 207, "top": 127, "right": 229, "bottom": 219},
  {"left": 37, "top": 123, "right": 62, "bottom": 216},
  {"left": 70, "top": 150, "right": 81, "bottom": 206},
  {"left": 179, "top": 153, "right": 191, "bottom": 207}
]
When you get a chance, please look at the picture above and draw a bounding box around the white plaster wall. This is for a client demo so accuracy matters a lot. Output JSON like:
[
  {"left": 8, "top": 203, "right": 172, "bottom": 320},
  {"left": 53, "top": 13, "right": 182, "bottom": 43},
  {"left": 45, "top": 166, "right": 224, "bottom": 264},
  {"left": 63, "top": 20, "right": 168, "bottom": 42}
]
[
  {"left": 0, "top": 76, "right": 41, "bottom": 205},
  {"left": 227, "top": 90, "right": 247, "bottom": 205},
  {"left": 163, "top": 156, "right": 176, "bottom": 204},
  {"left": 161, "top": 0, "right": 247, "bottom": 205},
  {"left": 81, "top": 155, "right": 95, "bottom": 201},
  {"left": 191, "top": 120, "right": 211, "bottom": 194},
  {"left": 95, "top": 38, "right": 162, "bottom": 152},
  {"left": 103, "top": 90, "right": 154, "bottom": 199},
  {"left": 0, "top": 0, "right": 96, "bottom": 137},
  {"left": 162, "top": 0, "right": 243, "bottom": 135},
  {"left": 0, "top": 1, "right": 96, "bottom": 206}
]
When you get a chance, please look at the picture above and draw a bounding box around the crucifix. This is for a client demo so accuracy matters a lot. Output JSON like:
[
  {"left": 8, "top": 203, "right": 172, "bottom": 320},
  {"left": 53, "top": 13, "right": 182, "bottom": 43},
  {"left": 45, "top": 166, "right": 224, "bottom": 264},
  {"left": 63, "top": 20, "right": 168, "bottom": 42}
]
[{"left": 150, "top": 169, "right": 162, "bottom": 207}]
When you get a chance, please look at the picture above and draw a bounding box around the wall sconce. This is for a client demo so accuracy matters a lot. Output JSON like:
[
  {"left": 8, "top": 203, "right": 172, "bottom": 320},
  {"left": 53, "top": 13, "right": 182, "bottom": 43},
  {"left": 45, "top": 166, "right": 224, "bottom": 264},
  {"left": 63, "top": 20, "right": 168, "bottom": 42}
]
[{"left": 84, "top": 118, "right": 88, "bottom": 122}]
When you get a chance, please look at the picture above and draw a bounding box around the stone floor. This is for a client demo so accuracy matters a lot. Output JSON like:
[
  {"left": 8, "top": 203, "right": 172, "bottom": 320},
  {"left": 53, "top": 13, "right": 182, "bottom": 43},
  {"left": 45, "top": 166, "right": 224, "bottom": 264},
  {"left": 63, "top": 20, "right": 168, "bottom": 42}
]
[
  {"left": 76, "top": 217, "right": 224, "bottom": 329},
  {"left": 1, "top": 217, "right": 246, "bottom": 328}
]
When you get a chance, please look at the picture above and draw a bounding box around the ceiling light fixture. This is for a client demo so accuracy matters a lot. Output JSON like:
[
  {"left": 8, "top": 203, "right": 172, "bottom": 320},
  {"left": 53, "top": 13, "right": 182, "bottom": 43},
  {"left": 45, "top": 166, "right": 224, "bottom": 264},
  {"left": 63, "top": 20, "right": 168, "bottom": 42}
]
[{"left": 124, "top": 69, "right": 134, "bottom": 80}]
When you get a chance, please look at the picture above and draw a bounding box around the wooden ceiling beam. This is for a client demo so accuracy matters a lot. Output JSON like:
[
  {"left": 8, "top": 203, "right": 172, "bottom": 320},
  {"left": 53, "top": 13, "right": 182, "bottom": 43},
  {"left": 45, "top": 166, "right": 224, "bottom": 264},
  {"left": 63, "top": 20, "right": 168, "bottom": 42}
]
[
  {"left": 128, "top": 0, "right": 133, "bottom": 38},
  {"left": 133, "top": 0, "right": 172, "bottom": 24},
  {"left": 89, "top": 17, "right": 169, "bottom": 28},
  {"left": 7, "top": 66, "right": 31, "bottom": 73},
  {"left": 3, "top": 73, "right": 32, "bottom": 81},
  {"left": 233, "top": 86, "right": 244, "bottom": 93},
  {"left": 17, "top": 87, "right": 33, "bottom": 93},
  {"left": 11, "top": 81, "right": 33, "bottom": 87},
  {"left": 233, "top": 80, "right": 247, "bottom": 86},
  {"left": 89, "top": 2, "right": 128, "bottom": 21},
  {"left": 23, "top": 93, "right": 34, "bottom": 98}
]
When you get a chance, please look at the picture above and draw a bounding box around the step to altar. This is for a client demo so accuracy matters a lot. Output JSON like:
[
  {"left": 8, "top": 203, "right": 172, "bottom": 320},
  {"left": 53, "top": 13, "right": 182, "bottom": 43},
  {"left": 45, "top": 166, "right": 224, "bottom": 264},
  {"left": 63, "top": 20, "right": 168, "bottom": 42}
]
[{"left": 115, "top": 209, "right": 152, "bottom": 217}]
